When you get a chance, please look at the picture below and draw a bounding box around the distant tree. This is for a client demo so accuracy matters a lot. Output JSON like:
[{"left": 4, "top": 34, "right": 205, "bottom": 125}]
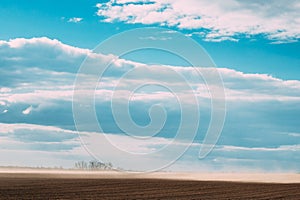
[
  {"left": 89, "top": 160, "right": 96, "bottom": 170},
  {"left": 107, "top": 162, "right": 113, "bottom": 169},
  {"left": 74, "top": 161, "right": 88, "bottom": 170}
]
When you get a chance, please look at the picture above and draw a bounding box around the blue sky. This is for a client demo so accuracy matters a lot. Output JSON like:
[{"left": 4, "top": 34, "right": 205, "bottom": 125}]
[{"left": 0, "top": 0, "right": 299, "bottom": 171}]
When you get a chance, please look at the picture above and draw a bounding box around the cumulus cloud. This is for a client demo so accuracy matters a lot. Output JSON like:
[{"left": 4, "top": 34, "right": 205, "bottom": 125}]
[{"left": 96, "top": 0, "right": 300, "bottom": 43}]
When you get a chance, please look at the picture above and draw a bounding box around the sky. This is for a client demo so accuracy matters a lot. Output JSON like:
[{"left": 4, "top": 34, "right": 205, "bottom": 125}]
[{"left": 0, "top": 0, "right": 299, "bottom": 172}]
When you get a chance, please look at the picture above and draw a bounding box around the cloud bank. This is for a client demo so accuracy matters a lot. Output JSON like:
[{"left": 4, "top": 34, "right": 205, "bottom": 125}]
[
  {"left": 0, "top": 123, "right": 299, "bottom": 171},
  {"left": 0, "top": 37, "right": 299, "bottom": 171}
]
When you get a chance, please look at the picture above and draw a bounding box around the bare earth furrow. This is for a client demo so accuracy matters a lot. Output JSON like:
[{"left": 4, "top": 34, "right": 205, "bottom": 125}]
[{"left": 0, "top": 175, "right": 299, "bottom": 199}]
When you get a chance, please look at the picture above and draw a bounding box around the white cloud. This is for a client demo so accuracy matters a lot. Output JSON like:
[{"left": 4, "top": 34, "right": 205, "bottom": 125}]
[
  {"left": 68, "top": 17, "right": 83, "bottom": 23},
  {"left": 96, "top": 0, "right": 300, "bottom": 43},
  {"left": 139, "top": 36, "right": 172, "bottom": 41},
  {"left": 0, "top": 37, "right": 91, "bottom": 55},
  {"left": 287, "top": 133, "right": 300, "bottom": 137},
  {"left": 0, "top": 123, "right": 88, "bottom": 168},
  {"left": 220, "top": 145, "right": 300, "bottom": 152},
  {"left": 0, "top": 87, "right": 11, "bottom": 93},
  {"left": 22, "top": 106, "right": 33, "bottom": 115},
  {"left": 203, "top": 32, "right": 239, "bottom": 42},
  {"left": 0, "top": 123, "right": 75, "bottom": 134}
]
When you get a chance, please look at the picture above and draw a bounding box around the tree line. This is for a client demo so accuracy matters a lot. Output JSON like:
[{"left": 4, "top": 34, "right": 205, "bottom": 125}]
[{"left": 74, "top": 160, "right": 113, "bottom": 170}]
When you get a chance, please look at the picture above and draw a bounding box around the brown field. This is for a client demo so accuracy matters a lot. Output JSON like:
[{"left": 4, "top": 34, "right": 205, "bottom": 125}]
[{"left": 0, "top": 171, "right": 299, "bottom": 199}]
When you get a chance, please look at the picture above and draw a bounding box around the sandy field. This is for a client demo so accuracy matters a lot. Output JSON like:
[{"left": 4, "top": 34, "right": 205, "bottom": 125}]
[{"left": 0, "top": 169, "right": 299, "bottom": 199}]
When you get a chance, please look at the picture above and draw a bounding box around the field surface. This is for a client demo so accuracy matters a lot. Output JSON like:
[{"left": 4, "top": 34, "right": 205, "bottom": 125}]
[{"left": 0, "top": 171, "right": 299, "bottom": 199}]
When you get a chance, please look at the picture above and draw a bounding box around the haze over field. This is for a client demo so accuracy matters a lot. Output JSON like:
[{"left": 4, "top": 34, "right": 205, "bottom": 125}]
[{"left": 1, "top": 168, "right": 300, "bottom": 183}]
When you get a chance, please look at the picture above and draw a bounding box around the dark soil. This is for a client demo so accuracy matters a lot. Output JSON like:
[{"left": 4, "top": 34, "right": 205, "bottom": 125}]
[{"left": 0, "top": 174, "right": 299, "bottom": 199}]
